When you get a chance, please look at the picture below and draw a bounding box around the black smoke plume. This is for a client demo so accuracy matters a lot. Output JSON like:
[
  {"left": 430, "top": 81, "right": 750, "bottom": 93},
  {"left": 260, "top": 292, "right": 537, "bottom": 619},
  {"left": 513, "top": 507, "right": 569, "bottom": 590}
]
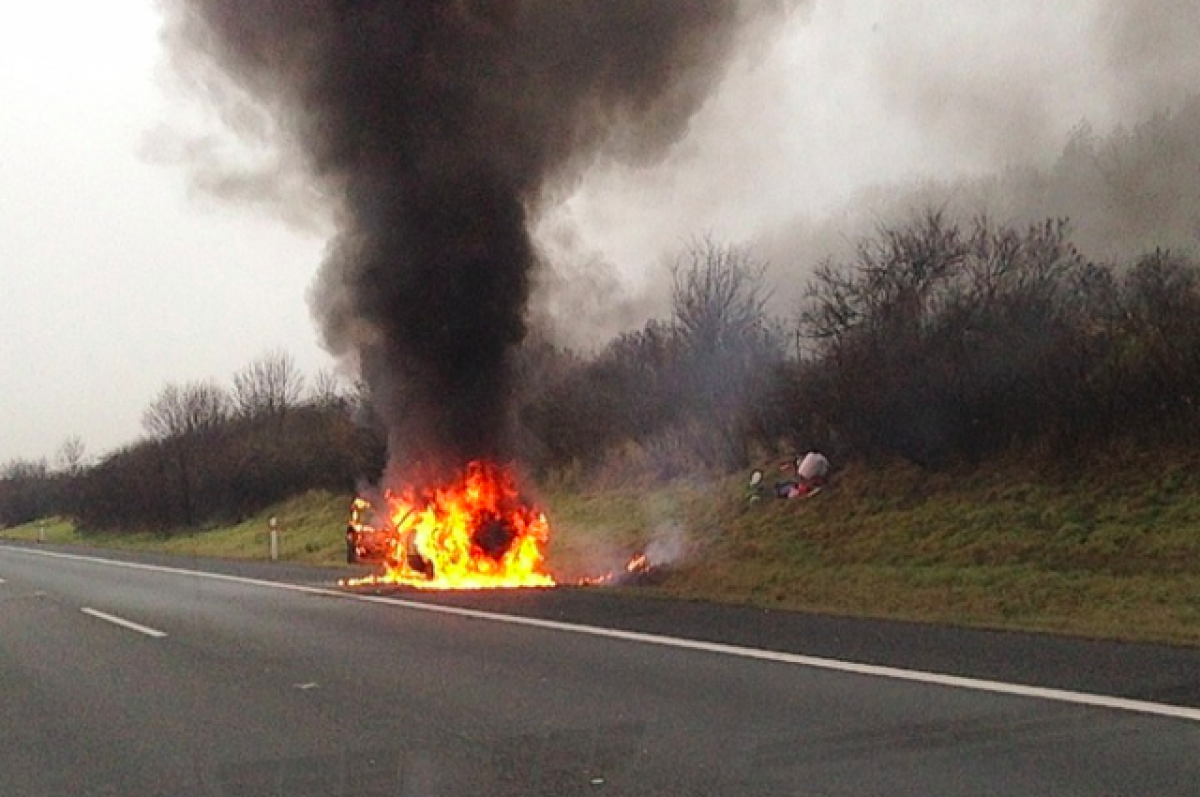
[{"left": 162, "top": 0, "right": 786, "bottom": 477}]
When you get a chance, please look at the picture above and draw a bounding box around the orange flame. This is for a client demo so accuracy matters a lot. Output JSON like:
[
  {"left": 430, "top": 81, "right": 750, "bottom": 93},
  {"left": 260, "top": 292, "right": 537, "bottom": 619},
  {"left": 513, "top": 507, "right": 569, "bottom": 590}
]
[
  {"left": 575, "top": 551, "right": 652, "bottom": 586},
  {"left": 625, "top": 552, "right": 650, "bottom": 574},
  {"left": 342, "top": 461, "right": 554, "bottom": 590}
]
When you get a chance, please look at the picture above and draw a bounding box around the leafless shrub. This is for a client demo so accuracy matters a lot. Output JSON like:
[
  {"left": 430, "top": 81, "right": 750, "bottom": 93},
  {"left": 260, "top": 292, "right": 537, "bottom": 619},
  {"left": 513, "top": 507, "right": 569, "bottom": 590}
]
[
  {"left": 142, "top": 381, "right": 230, "bottom": 441},
  {"left": 671, "top": 236, "right": 772, "bottom": 353},
  {"left": 231, "top": 349, "right": 305, "bottom": 419},
  {"left": 309, "top": 368, "right": 348, "bottom": 410},
  {"left": 56, "top": 436, "right": 87, "bottom": 476}
]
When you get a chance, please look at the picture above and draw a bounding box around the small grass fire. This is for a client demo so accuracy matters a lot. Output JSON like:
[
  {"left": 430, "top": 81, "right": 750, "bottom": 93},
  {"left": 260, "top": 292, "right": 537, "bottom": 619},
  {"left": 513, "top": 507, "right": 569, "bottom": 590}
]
[
  {"left": 576, "top": 551, "right": 664, "bottom": 587},
  {"left": 341, "top": 461, "right": 555, "bottom": 590}
]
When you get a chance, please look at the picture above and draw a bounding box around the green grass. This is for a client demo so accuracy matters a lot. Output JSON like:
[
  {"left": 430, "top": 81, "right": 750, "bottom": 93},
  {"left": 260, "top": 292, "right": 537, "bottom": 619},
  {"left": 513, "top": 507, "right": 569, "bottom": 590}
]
[
  {"left": 0, "top": 490, "right": 351, "bottom": 565},
  {"left": 5, "top": 450, "right": 1200, "bottom": 645},
  {"left": 542, "top": 449, "right": 1200, "bottom": 646},
  {"left": 2, "top": 516, "right": 78, "bottom": 545}
]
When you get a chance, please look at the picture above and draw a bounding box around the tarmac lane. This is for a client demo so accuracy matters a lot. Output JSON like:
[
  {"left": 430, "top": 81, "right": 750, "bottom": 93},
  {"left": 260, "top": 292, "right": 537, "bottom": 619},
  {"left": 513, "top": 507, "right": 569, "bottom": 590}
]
[{"left": 1, "top": 542, "right": 1198, "bottom": 796}]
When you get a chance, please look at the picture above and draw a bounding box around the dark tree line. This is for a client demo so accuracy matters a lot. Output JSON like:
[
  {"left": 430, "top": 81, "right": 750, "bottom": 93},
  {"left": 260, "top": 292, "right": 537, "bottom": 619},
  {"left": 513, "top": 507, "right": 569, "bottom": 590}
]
[
  {"left": 0, "top": 459, "right": 57, "bottom": 529},
  {"left": 793, "top": 213, "right": 1200, "bottom": 464},
  {"left": 1, "top": 352, "right": 385, "bottom": 533},
  {"left": 5, "top": 215, "right": 1200, "bottom": 530},
  {"left": 517, "top": 214, "right": 1200, "bottom": 477}
]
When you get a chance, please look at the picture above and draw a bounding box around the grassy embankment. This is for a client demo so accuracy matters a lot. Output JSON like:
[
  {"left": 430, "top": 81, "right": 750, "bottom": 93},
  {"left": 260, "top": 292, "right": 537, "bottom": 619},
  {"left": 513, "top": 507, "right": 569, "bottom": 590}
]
[
  {"left": 1, "top": 494, "right": 350, "bottom": 564},
  {"left": 6, "top": 447, "right": 1200, "bottom": 646},
  {"left": 547, "top": 448, "right": 1200, "bottom": 646}
]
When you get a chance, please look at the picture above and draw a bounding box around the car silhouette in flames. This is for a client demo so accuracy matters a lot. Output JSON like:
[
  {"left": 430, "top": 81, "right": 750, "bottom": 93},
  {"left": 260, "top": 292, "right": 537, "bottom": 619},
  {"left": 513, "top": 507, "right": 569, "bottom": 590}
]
[{"left": 340, "top": 462, "right": 555, "bottom": 589}]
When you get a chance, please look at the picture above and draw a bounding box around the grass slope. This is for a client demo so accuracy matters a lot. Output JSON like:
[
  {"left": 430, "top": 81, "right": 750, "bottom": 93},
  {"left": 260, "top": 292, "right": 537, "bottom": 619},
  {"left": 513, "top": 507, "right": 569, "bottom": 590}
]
[
  {"left": 1, "top": 490, "right": 350, "bottom": 564},
  {"left": 4, "top": 451, "right": 1198, "bottom": 645},
  {"left": 546, "top": 450, "right": 1200, "bottom": 646}
]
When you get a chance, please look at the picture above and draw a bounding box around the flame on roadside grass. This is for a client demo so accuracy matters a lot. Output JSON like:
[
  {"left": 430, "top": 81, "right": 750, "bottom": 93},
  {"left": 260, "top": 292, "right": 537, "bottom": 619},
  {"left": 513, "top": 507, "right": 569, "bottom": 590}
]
[
  {"left": 340, "top": 461, "right": 555, "bottom": 590},
  {"left": 575, "top": 551, "right": 653, "bottom": 586}
]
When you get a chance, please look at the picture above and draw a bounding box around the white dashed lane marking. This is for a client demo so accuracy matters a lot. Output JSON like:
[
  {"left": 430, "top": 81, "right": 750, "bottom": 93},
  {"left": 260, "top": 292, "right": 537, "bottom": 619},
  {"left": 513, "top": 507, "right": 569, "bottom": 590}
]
[{"left": 81, "top": 607, "right": 168, "bottom": 639}]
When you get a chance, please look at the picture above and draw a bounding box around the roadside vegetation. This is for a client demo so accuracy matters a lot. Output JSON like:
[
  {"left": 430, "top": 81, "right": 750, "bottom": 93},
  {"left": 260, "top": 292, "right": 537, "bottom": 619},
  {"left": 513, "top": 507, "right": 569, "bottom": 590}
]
[
  {"left": 5, "top": 445, "right": 1200, "bottom": 646},
  {"left": 5, "top": 111, "right": 1200, "bottom": 646},
  {"left": 0, "top": 491, "right": 348, "bottom": 565}
]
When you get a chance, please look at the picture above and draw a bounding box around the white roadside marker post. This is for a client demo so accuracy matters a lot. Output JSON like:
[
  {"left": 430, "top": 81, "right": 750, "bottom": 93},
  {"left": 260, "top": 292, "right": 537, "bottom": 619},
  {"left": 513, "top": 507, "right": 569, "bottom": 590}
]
[{"left": 268, "top": 516, "right": 279, "bottom": 562}]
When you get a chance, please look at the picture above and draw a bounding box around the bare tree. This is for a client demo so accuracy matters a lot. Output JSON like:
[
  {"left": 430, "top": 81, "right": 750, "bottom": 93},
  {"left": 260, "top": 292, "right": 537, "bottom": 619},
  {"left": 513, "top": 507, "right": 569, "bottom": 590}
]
[
  {"left": 796, "top": 212, "right": 1096, "bottom": 462},
  {"left": 56, "top": 436, "right": 87, "bottom": 476},
  {"left": 309, "top": 368, "right": 347, "bottom": 410},
  {"left": 671, "top": 236, "right": 772, "bottom": 353},
  {"left": 141, "top": 380, "right": 230, "bottom": 527},
  {"left": 799, "top": 210, "right": 969, "bottom": 345},
  {"left": 665, "top": 238, "right": 784, "bottom": 468},
  {"left": 143, "top": 381, "right": 230, "bottom": 441},
  {"left": 2, "top": 458, "right": 48, "bottom": 480},
  {"left": 231, "top": 350, "right": 306, "bottom": 419}
]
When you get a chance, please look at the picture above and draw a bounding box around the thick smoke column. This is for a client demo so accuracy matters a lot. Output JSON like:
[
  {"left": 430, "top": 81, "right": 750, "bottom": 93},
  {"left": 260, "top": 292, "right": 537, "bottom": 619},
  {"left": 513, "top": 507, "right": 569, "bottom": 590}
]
[{"left": 163, "top": 0, "right": 780, "bottom": 474}]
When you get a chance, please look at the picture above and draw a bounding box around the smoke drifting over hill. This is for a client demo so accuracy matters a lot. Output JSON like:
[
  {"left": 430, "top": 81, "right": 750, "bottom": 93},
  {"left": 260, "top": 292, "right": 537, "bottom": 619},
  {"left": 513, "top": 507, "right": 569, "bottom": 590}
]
[
  {"left": 757, "top": 0, "right": 1200, "bottom": 283},
  {"left": 533, "top": 1, "right": 1200, "bottom": 330},
  {"left": 159, "top": 2, "right": 1199, "bottom": 377}
]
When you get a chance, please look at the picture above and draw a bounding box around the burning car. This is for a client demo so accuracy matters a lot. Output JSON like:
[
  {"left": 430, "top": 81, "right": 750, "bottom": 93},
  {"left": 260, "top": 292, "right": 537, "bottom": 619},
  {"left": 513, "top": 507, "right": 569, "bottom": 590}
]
[{"left": 341, "top": 461, "right": 555, "bottom": 590}]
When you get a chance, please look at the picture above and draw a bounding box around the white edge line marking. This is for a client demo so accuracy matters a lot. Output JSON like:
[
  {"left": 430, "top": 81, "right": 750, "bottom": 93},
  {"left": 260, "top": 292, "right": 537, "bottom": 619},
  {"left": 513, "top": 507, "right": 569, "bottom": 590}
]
[
  {"left": 81, "top": 607, "right": 168, "bottom": 639},
  {"left": 8, "top": 545, "right": 1199, "bottom": 723},
  {"left": 0, "top": 577, "right": 6, "bottom": 583}
]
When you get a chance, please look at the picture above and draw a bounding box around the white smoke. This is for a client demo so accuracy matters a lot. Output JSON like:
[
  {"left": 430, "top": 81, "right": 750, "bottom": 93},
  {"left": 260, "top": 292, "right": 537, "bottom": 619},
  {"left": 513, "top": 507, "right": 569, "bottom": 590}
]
[{"left": 643, "top": 519, "right": 690, "bottom": 568}]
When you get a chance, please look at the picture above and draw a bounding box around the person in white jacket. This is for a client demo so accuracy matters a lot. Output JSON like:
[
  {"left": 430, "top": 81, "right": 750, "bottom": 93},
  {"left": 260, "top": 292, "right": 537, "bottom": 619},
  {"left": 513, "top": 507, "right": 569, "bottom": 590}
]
[
  {"left": 797, "top": 451, "right": 830, "bottom": 486},
  {"left": 774, "top": 451, "right": 830, "bottom": 498}
]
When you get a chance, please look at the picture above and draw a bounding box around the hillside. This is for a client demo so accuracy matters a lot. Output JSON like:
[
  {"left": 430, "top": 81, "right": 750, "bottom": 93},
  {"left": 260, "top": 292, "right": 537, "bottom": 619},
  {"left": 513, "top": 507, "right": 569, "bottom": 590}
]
[{"left": 565, "top": 450, "right": 1200, "bottom": 646}]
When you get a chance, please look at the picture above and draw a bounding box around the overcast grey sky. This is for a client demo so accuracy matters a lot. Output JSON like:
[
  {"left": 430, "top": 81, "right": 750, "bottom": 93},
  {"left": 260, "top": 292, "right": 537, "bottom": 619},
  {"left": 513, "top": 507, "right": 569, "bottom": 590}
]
[{"left": 2, "top": 1, "right": 1196, "bottom": 466}]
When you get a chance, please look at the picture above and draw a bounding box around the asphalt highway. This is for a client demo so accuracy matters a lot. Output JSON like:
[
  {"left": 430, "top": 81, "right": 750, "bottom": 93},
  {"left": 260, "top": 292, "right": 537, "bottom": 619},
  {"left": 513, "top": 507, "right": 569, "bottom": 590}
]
[{"left": 2, "top": 541, "right": 1199, "bottom": 796}]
